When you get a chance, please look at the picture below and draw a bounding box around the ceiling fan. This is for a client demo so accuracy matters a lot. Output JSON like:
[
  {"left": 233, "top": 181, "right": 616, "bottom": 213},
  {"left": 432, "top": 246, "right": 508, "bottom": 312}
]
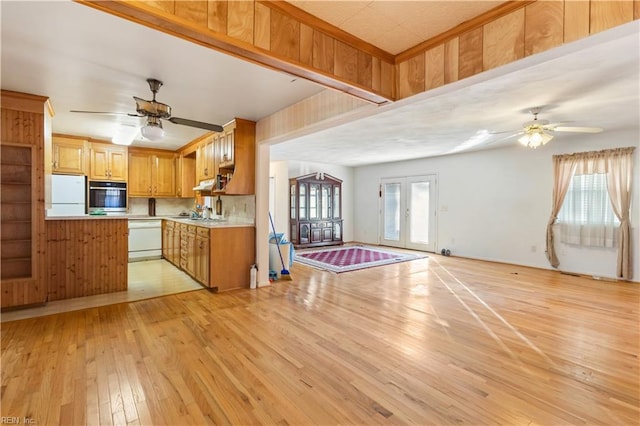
[
  {"left": 71, "top": 78, "right": 223, "bottom": 142},
  {"left": 492, "top": 106, "right": 603, "bottom": 148}
]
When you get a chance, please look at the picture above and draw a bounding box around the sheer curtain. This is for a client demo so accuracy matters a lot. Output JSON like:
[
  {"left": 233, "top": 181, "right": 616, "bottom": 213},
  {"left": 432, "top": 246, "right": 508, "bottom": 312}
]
[
  {"left": 546, "top": 154, "right": 578, "bottom": 268},
  {"left": 547, "top": 147, "right": 635, "bottom": 279},
  {"left": 605, "top": 148, "right": 635, "bottom": 279}
]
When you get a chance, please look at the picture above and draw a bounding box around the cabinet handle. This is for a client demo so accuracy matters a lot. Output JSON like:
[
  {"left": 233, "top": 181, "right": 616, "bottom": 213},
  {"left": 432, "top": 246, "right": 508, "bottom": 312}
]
[
  {"left": 153, "top": 187, "right": 157, "bottom": 193},
  {"left": 148, "top": 186, "right": 152, "bottom": 193}
]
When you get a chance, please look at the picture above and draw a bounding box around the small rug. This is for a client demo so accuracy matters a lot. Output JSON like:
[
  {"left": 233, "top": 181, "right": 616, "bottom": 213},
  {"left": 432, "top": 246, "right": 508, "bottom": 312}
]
[{"left": 295, "top": 245, "right": 426, "bottom": 273}]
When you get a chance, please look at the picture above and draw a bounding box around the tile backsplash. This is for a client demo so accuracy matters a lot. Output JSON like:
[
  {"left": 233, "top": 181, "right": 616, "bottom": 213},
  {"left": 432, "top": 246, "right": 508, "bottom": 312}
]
[
  {"left": 128, "top": 196, "right": 255, "bottom": 223},
  {"left": 128, "top": 198, "right": 194, "bottom": 216}
]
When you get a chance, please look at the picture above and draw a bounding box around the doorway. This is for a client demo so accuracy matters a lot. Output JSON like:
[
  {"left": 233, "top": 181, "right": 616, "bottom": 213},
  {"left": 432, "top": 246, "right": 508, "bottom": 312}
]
[{"left": 380, "top": 175, "right": 437, "bottom": 252}]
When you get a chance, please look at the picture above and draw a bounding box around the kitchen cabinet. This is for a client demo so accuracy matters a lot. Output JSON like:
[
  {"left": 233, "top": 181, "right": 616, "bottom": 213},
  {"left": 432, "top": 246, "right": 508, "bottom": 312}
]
[
  {"left": 162, "top": 219, "right": 255, "bottom": 291},
  {"left": 194, "top": 228, "right": 209, "bottom": 286},
  {"left": 218, "top": 129, "right": 234, "bottom": 168},
  {"left": 90, "top": 143, "right": 128, "bottom": 181},
  {"left": 128, "top": 149, "right": 176, "bottom": 197},
  {"left": 289, "top": 173, "right": 343, "bottom": 249},
  {"left": 162, "top": 220, "right": 172, "bottom": 260},
  {"left": 207, "top": 118, "right": 255, "bottom": 195},
  {"left": 176, "top": 154, "right": 196, "bottom": 198},
  {"left": 1, "top": 90, "right": 52, "bottom": 309},
  {"left": 52, "top": 135, "right": 87, "bottom": 175},
  {"left": 196, "top": 134, "right": 216, "bottom": 182}
]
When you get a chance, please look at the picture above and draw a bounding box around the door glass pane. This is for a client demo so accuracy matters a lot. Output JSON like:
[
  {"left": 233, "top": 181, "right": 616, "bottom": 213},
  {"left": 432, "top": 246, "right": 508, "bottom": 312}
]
[
  {"left": 333, "top": 186, "right": 340, "bottom": 218},
  {"left": 321, "top": 185, "right": 330, "bottom": 218},
  {"left": 409, "top": 182, "right": 430, "bottom": 244},
  {"left": 299, "top": 184, "right": 306, "bottom": 219},
  {"left": 384, "top": 183, "right": 401, "bottom": 241},
  {"left": 290, "top": 184, "right": 296, "bottom": 220},
  {"left": 310, "top": 184, "right": 319, "bottom": 219}
]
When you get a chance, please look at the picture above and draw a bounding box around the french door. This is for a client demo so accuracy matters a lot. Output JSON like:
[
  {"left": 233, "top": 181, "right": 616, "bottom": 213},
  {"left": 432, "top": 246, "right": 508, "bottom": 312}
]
[{"left": 380, "top": 175, "right": 437, "bottom": 252}]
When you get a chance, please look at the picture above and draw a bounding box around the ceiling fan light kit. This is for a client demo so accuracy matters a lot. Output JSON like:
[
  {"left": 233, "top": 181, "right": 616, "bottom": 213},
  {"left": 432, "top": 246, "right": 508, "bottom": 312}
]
[
  {"left": 517, "top": 129, "right": 553, "bottom": 148},
  {"left": 141, "top": 116, "right": 165, "bottom": 141}
]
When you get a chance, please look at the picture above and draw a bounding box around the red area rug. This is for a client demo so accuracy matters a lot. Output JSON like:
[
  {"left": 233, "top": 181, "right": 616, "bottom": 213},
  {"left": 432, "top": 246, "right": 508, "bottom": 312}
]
[{"left": 295, "top": 245, "right": 426, "bottom": 273}]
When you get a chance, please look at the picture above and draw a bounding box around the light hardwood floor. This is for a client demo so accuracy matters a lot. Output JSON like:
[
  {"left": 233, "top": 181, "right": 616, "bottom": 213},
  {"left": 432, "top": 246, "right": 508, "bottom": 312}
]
[
  {"left": 0, "top": 260, "right": 203, "bottom": 323},
  {"left": 1, "top": 255, "right": 638, "bottom": 425}
]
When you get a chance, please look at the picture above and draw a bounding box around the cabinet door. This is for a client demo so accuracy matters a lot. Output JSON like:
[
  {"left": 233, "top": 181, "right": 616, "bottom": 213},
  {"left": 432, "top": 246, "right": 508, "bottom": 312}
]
[
  {"left": 53, "top": 137, "right": 86, "bottom": 175},
  {"left": 177, "top": 155, "right": 195, "bottom": 198},
  {"left": 185, "top": 231, "right": 196, "bottom": 276},
  {"left": 162, "top": 223, "right": 171, "bottom": 259},
  {"left": 172, "top": 225, "right": 181, "bottom": 266},
  {"left": 128, "top": 152, "right": 153, "bottom": 196},
  {"left": 108, "top": 149, "right": 128, "bottom": 181},
  {"left": 220, "top": 129, "right": 234, "bottom": 166},
  {"left": 195, "top": 234, "right": 209, "bottom": 286},
  {"left": 90, "top": 148, "right": 110, "bottom": 179},
  {"left": 206, "top": 136, "right": 216, "bottom": 179},
  {"left": 153, "top": 153, "right": 176, "bottom": 197}
]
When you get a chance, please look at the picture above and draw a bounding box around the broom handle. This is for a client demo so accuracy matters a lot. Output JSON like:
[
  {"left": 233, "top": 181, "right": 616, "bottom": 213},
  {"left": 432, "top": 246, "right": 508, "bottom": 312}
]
[{"left": 268, "top": 212, "right": 287, "bottom": 269}]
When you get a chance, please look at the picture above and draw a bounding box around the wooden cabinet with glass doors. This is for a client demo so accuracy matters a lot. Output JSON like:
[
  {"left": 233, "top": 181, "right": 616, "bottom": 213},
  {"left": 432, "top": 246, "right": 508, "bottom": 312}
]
[{"left": 289, "top": 173, "right": 343, "bottom": 248}]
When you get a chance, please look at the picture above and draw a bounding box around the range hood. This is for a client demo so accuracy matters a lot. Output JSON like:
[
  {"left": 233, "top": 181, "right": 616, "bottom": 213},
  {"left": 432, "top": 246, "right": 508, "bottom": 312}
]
[{"left": 193, "top": 180, "right": 214, "bottom": 191}]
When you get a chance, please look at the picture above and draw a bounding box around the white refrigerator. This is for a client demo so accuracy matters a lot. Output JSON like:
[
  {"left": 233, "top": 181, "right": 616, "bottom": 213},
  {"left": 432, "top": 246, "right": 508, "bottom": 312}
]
[{"left": 48, "top": 175, "right": 86, "bottom": 216}]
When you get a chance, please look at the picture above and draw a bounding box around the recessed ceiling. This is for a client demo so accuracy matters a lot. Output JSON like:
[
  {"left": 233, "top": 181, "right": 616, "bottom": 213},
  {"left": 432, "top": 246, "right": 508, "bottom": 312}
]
[{"left": 286, "top": 0, "right": 508, "bottom": 54}]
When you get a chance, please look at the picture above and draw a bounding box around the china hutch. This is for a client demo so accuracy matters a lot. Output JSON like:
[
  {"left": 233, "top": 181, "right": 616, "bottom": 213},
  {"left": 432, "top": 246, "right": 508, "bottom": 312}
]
[{"left": 289, "top": 173, "right": 343, "bottom": 248}]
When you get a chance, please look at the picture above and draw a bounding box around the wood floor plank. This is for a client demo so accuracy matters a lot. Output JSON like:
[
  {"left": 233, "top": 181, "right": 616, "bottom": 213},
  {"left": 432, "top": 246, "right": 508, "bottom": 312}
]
[{"left": 1, "top": 255, "right": 638, "bottom": 424}]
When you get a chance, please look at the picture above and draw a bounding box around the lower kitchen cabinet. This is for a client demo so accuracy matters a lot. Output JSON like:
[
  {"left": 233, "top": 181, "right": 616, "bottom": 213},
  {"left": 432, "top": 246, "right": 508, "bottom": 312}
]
[
  {"left": 162, "top": 219, "right": 255, "bottom": 291},
  {"left": 194, "top": 228, "right": 209, "bottom": 286}
]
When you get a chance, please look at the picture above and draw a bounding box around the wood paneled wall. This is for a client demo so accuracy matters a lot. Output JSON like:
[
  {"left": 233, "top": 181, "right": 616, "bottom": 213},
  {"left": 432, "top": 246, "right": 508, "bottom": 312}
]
[
  {"left": 1, "top": 91, "right": 51, "bottom": 310},
  {"left": 395, "top": 0, "right": 638, "bottom": 99},
  {"left": 78, "top": 0, "right": 395, "bottom": 104},
  {"left": 45, "top": 219, "right": 128, "bottom": 300}
]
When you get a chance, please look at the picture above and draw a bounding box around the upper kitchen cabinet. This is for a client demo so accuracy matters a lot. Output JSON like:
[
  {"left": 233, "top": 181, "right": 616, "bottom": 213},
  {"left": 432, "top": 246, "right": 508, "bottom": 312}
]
[
  {"left": 52, "top": 135, "right": 88, "bottom": 175},
  {"left": 215, "top": 118, "right": 255, "bottom": 195},
  {"left": 1, "top": 90, "right": 53, "bottom": 309},
  {"left": 176, "top": 154, "right": 196, "bottom": 198},
  {"left": 128, "top": 148, "right": 176, "bottom": 197},
  {"left": 196, "top": 134, "right": 216, "bottom": 182},
  {"left": 90, "top": 142, "right": 127, "bottom": 181}
]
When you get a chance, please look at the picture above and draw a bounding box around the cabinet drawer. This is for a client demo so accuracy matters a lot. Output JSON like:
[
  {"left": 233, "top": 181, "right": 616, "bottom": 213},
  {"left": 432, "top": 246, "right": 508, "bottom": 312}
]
[
  {"left": 165, "top": 220, "right": 174, "bottom": 228},
  {"left": 187, "top": 225, "right": 196, "bottom": 233},
  {"left": 196, "top": 227, "right": 209, "bottom": 237},
  {"left": 179, "top": 223, "right": 188, "bottom": 232}
]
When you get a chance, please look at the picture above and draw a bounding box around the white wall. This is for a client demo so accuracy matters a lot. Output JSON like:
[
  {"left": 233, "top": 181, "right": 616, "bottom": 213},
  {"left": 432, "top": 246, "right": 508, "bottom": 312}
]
[
  {"left": 354, "top": 129, "right": 640, "bottom": 281},
  {"left": 269, "top": 160, "right": 355, "bottom": 243}
]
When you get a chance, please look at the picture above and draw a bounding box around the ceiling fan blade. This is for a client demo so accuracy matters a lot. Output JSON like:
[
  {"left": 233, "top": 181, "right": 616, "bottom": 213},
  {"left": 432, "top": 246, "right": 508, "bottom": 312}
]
[
  {"left": 168, "top": 117, "right": 223, "bottom": 132},
  {"left": 487, "top": 131, "right": 525, "bottom": 145},
  {"left": 70, "top": 110, "right": 143, "bottom": 117},
  {"left": 489, "top": 129, "right": 520, "bottom": 135},
  {"left": 552, "top": 126, "right": 603, "bottom": 133}
]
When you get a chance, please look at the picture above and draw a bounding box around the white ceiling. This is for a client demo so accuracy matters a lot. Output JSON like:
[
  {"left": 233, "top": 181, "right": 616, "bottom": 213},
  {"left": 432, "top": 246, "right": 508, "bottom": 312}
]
[
  {"left": 272, "top": 22, "right": 640, "bottom": 166},
  {"left": 0, "top": 0, "right": 324, "bottom": 150},
  {"left": 2, "top": 1, "right": 639, "bottom": 167}
]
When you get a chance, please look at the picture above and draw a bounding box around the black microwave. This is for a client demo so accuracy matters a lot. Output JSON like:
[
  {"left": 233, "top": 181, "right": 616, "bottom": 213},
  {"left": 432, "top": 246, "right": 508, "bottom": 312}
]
[{"left": 88, "top": 181, "right": 127, "bottom": 213}]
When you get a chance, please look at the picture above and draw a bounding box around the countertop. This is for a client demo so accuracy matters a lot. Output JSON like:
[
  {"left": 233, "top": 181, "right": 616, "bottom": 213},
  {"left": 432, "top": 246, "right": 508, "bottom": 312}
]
[{"left": 46, "top": 214, "right": 254, "bottom": 228}]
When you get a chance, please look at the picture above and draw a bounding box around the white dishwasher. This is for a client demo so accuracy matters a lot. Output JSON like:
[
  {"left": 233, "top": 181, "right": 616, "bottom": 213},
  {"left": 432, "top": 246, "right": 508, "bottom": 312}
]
[{"left": 128, "top": 219, "right": 162, "bottom": 261}]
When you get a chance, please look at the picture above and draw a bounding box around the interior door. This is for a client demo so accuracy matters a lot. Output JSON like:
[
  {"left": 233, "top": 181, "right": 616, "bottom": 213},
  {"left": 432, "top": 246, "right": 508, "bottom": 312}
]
[{"left": 380, "top": 175, "right": 437, "bottom": 252}]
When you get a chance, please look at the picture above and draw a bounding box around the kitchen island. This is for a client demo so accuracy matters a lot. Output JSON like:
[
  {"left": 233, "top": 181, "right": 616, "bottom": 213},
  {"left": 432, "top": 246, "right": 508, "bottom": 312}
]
[
  {"left": 44, "top": 215, "right": 256, "bottom": 300},
  {"left": 46, "top": 216, "right": 129, "bottom": 300}
]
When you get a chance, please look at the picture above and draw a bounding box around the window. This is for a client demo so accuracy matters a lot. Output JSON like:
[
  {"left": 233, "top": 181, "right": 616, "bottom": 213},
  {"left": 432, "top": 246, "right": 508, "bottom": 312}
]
[{"left": 557, "top": 173, "right": 619, "bottom": 247}]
